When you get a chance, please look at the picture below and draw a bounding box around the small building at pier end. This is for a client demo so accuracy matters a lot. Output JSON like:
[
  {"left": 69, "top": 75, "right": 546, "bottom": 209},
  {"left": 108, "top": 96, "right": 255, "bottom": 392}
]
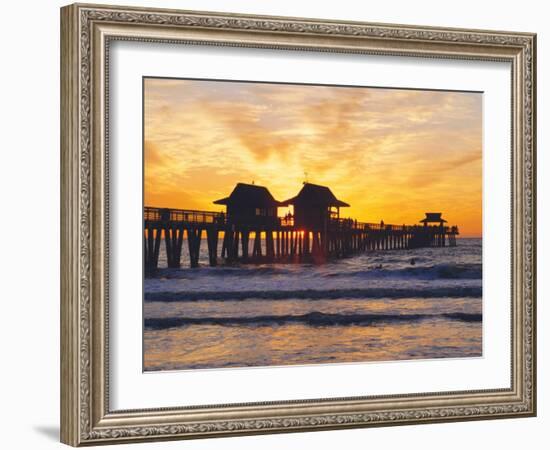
[
  {"left": 214, "top": 182, "right": 283, "bottom": 226},
  {"left": 283, "top": 182, "right": 350, "bottom": 230}
]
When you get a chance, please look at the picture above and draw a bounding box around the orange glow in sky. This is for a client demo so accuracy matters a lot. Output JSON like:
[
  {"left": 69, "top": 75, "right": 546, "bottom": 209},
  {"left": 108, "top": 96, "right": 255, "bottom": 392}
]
[{"left": 144, "top": 78, "right": 482, "bottom": 237}]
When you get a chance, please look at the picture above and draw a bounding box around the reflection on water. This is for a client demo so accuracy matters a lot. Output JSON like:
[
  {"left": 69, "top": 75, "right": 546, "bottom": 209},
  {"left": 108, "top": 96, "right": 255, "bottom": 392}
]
[
  {"left": 144, "top": 319, "right": 481, "bottom": 371},
  {"left": 144, "top": 238, "right": 482, "bottom": 371}
]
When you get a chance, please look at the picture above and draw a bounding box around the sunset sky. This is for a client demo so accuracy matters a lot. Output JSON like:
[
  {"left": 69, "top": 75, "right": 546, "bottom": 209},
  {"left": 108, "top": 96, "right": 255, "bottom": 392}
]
[{"left": 144, "top": 78, "right": 482, "bottom": 237}]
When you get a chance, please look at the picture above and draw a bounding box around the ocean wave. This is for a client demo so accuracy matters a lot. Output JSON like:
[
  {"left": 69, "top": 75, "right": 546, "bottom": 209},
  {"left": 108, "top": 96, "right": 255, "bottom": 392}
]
[
  {"left": 145, "top": 286, "right": 482, "bottom": 302},
  {"left": 151, "top": 265, "right": 296, "bottom": 279},
  {"left": 144, "top": 311, "right": 482, "bottom": 330},
  {"left": 323, "top": 263, "right": 481, "bottom": 280},
  {"left": 149, "top": 263, "right": 481, "bottom": 281}
]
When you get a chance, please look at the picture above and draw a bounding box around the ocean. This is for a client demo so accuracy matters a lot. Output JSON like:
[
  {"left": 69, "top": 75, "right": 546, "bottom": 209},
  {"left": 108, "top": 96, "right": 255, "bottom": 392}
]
[{"left": 144, "top": 238, "right": 482, "bottom": 371}]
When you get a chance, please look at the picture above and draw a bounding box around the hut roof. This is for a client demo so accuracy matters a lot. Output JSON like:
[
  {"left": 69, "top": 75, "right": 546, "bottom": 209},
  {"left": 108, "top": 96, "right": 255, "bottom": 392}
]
[
  {"left": 420, "top": 212, "right": 447, "bottom": 223},
  {"left": 213, "top": 183, "right": 283, "bottom": 207},
  {"left": 283, "top": 183, "right": 350, "bottom": 208}
]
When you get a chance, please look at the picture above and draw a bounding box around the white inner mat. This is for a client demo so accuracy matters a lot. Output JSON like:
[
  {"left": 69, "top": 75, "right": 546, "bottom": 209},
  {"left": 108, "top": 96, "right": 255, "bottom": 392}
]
[{"left": 109, "top": 41, "right": 511, "bottom": 410}]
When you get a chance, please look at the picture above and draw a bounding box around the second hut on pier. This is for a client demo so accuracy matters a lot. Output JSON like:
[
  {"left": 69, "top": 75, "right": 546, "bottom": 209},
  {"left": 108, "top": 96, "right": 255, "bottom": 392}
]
[
  {"left": 213, "top": 182, "right": 283, "bottom": 227},
  {"left": 283, "top": 182, "right": 350, "bottom": 230},
  {"left": 420, "top": 212, "right": 447, "bottom": 227}
]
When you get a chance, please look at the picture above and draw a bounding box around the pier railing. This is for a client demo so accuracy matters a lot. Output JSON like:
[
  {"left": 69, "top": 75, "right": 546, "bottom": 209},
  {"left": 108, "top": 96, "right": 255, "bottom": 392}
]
[
  {"left": 330, "top": 218, "right": 453, "bottom": 234},
  {"left": 144, "top": 206, "right": 224, "bottom": 224}
]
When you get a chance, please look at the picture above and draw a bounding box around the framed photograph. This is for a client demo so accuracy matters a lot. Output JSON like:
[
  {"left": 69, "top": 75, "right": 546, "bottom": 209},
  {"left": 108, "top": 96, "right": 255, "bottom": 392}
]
[{"left": 60, "top": 3, "right": 536, "bottom": 446}]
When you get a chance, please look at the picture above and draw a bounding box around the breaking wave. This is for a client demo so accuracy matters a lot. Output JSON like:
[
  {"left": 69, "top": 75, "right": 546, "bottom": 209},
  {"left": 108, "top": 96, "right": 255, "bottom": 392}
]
[
  {"left": 322, "top": 263, "right": 482, "bottom": 280},
  {"left": 145, "top": 311, "right": 482, "bottom": 330},
  {"left": 145, "top": 286, "right": 482, "bottom": 302},
  {"left": 149, "top": 263, "right": 481, "bottom": 281}
]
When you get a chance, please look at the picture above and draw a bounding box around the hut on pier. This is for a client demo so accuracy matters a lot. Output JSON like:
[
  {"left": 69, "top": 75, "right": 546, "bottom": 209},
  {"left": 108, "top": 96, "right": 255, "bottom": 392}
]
[
  {"left": 213, "top": 183, "right": 283, "bottom": 226},
  {"left": 283, "top": 183, "right": 350, "bottom": 230},
  {"left": 420, "top": 212, "right": 447, "bottom": 227}
]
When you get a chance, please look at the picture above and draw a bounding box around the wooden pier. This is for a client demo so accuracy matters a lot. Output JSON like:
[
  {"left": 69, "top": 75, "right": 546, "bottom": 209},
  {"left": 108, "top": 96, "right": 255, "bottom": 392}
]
[{"left": 144, "top": 206, "right": 459, "bottom": 271}]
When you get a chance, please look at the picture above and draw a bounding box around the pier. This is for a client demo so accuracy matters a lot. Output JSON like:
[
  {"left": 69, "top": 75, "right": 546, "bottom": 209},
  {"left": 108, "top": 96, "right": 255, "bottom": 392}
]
[{"left": 144, "top": 183, "right": 459, "bottom": 270}]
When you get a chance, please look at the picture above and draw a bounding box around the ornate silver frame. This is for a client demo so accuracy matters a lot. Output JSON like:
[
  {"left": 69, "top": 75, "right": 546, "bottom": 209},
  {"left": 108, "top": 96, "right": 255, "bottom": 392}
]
[{"left": 60, "top": 3, "right": 536, "bottom": 446}]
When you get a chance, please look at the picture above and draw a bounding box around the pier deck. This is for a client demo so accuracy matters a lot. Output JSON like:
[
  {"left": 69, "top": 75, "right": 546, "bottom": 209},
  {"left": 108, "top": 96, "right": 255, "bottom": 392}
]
[{"left": 144, "top": 206, "right": 459, "bottom": 270}]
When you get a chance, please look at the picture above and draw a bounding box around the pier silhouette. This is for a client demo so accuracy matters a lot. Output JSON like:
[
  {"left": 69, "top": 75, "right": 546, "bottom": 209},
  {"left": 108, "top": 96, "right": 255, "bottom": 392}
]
[{"left": 144, "top": 182, "right": 459, "bottom": 270}]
